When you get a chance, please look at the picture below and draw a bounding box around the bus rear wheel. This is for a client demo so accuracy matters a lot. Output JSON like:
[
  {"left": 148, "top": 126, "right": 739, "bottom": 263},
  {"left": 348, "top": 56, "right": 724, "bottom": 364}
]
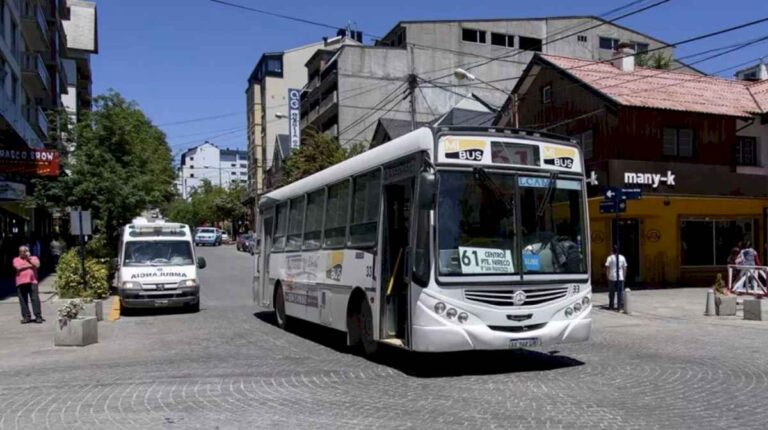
[{"left": 275, "top": 284, "right": 289, "bottom": 329}]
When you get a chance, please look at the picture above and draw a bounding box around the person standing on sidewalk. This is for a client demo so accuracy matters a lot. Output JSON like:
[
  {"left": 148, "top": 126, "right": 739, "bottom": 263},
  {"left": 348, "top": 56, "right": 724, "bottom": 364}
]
[
  {"left": 49, "top": 235, "right": 65, "bottom": 269},
  {"left": 605, "top": 246, "right": 628, "bottom": 311},
  {"left": 13, "top": 245, "right": 44, "bottom": 324}
]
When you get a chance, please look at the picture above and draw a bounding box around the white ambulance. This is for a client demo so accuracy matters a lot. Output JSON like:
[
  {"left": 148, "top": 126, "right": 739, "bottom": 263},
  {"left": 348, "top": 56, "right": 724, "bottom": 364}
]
[{"left": 117, "top": 218, "right": 206, "bottom": 312}]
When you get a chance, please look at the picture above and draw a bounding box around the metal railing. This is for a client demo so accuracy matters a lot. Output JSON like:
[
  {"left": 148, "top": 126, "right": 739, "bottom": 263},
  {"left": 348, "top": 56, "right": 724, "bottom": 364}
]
[
  {"left": 727, "top": 265, "right": 768, "bottom": 296},
  {"left": 22, "top": 52, "right": 51, "bottom": 90},
  {"left": 36, "top": 106, "right": 48, "bottom": 137}
]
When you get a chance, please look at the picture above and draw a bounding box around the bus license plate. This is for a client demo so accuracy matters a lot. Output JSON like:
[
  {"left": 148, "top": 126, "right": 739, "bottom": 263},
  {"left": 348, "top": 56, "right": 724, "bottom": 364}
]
[
  {"left": 154, "top": 300, "right": 169, "bottom": 306},
  {"left": 509, "top": 338, "right": 540, "bottom": 349}
]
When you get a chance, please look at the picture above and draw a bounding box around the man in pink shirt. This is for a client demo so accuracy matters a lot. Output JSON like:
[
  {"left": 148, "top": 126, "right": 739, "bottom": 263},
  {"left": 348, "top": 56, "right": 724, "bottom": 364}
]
[{"left": 13, "top": 245, "right": 43, "bottom": 324}]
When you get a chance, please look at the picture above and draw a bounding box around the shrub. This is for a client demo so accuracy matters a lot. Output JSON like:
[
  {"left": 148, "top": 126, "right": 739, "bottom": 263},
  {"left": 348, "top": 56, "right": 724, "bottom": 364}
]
[{"left": 54, "top": 249, "right": 110, "bottom": 299}]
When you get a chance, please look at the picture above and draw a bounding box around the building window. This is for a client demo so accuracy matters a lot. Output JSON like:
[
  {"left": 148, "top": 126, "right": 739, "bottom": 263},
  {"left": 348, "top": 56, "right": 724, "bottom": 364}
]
[
  {"left": 240, "top": 163, "right": 246, "bottom": 168},
  {"left": 491, "top": 32, "right": 514, "bottom": 48},
  {"left": 519, "top": 36, "right": 542, "bottom": 52},
  {"left": 575, "top": 130, "right": 594, "bottom": 159},
  {"left": 681, "top": 219, "right": 754, "bottom": 266},
  {"left": 462, "top": 28, "right": 486, "bottom": 44},
  {"left": 10, "top": 71, "right": 17, "bottom": 104},
  {"left": 631, "top": 41, "right": 649, "bottom": 53},
  {"left": 10, "top": 17, "right": 16, "bottom": 56},
  {"left": 542, "top": 85, "right": 552, "bottom": 104},
  {"left": 735, "top": 136, "right": 758, "bottom": 166},
  {"left": 240, "top": 171, "right": 247, "bottom": 176},
  {"left": 577, "top": 35, "right": 588, "bottom": 43},
  {"left": 599, "top": 37, "right": 620, "bottom": 50},
  {"left": 189, "top": 156, "right": 194, "bottom": 161},
  {"left": 267, "top": 58, "right": 282, "bottom": 73},
  {"left": 231, "top": 163, "right": 236, "bottom": 167},
  {"left": 189, "top": 173, "right": 194, "bottom": 178},
  {"left": 662, "top": 128, "right": 694, "bottom": 157}
]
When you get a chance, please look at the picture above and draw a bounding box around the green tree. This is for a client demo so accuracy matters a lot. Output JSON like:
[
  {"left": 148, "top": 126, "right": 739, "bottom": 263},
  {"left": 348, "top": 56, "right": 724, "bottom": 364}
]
[
  {"left": 31, "top": 91, "right": 175, "bottom": 253},
  {"left": 636, "top": 52, "right": 672, "bottom": 70},
  {"left": 165, "top": 180, "right": 249, "bottom": 234},
  {"left": 279, "top": 129, "right": 367, "bottom": 187}
]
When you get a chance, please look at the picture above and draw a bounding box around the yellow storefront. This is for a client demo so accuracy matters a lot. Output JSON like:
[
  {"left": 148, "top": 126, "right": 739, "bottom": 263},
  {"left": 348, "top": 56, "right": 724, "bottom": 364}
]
[{"left": 588, "top": 195, "right": 768, "bottom": 287}]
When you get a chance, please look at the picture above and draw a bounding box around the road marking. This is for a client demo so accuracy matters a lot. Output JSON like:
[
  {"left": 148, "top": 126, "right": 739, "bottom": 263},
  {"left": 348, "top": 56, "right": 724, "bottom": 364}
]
[{"left": 108, "top": 296, "right": 121, "bottom": 321}]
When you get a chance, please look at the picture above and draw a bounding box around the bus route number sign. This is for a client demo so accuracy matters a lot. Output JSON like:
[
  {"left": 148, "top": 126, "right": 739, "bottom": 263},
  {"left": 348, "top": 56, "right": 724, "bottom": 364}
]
[{"left": 459, "top": 247, "right": 514, "bottom": 274}]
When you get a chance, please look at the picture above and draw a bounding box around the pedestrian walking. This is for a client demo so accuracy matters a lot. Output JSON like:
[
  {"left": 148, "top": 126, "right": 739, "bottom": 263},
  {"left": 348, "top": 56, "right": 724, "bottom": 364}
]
[
  {"left": 605, "top": 246, "right": 628, "bottom": 311},
  {"left": 49, "top": 235, "right": 65, "bottom": 269},
  {"left": 13, "top": 245, "right": 44, "bottom": 324},
  {"left": 736, "top": 241, "right": 762, "bottom": 291}
]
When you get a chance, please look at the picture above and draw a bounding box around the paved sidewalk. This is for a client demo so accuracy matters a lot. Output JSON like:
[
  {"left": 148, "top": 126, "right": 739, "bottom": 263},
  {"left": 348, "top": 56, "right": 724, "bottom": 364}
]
[{"left": 0, "top": 274, "right": 58, "bottom": 305}]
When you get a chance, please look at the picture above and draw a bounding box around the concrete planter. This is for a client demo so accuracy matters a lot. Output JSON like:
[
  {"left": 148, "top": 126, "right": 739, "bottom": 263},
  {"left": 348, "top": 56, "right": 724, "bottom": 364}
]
[
  {"left": 54, "top": 316, "right": 98, "bottom": 347},
  {"left": 743, "top": 298, "right": 768, "bottom": 321},
  {"left": 715, "top": 295, "right": 737, "bottom": 316},
  {"left": 60, "top": 299, "right": 104, "bottom": 322}
]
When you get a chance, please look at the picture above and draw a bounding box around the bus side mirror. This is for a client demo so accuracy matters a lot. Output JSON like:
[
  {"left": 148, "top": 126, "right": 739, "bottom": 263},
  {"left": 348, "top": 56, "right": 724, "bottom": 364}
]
[
  {"left": 197, "top": 257, "right": 207, "bottom": 269},
  {"left": 417, "top": 171, "right": 436, "bottom": 209}
]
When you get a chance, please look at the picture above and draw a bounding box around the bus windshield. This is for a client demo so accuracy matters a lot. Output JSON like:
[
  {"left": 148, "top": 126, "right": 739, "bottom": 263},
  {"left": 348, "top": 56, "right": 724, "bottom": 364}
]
[
  {"left": 437, "top": 171, "right": 586, "bottom": 276},
  {"left": 123, "top": 240, "right": 194, "bottom": 267}
]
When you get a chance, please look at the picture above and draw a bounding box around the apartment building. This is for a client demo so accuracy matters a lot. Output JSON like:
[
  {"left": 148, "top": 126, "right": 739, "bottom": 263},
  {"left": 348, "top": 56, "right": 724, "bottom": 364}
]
[
  {"left": 245, "top": 32, "right": 361, "bottom": 201},
  {"left": 178, "top": 141, "right": 249, "bottom": 199},
  {"left": 300, "top": 17, "right": 689, "bottom": 149},
  {"left": 61, "top": 0, "right": 97, "bottom": 126}
]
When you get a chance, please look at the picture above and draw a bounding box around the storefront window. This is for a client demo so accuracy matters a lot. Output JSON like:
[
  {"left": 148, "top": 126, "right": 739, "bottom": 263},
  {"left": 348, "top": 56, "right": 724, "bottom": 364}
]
[{"left": 681, "top": 219, "right": 753, "bottom": 266}]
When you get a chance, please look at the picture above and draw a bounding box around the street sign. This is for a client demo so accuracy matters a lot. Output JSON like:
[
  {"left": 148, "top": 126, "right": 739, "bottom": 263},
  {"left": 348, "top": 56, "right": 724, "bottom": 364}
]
[
  {"left": 69, "top": 210, "right": 92, "bottom": 236},
  {"left": 621, "top": 187, "right": 642, "bottom": 200},
  {"left": 599, "top": 199, "right": 626, "bottom": 214},
  {"left": 604, "top": 187, "right": 621, "bottom": 200}
]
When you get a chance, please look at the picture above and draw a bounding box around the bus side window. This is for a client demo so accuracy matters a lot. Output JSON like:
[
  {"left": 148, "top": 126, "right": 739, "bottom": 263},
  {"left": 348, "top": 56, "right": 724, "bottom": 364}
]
[
  {"left": 272, "top": 202, "right": 288, "bottom": 251},
  {"left": 323, "top": 180, "right": 350, "bottom": 248},
  {"left": 349, "top": 169, "right": 381, "bottom": 247},
  {"left": 285, "top": 196, "right": 305, "bottom": 251},
  {"left": 303, "top": 189, "right": 325, "bottom": 250}
]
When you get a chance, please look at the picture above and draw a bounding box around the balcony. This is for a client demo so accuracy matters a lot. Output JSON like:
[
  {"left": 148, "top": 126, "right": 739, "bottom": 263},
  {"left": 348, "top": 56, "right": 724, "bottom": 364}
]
[
  {"left": 21, "top": 53, "right": 50, "bottom": 97},
  {"left": 0, "top": 89, "right": 44, "bottom": 149},
  {"left": 323, "top": 124, "right": 338, "bottom": 138},
  {"left": 319, "top": 91, "right": 338, "bottom": 114},
  {"left": 36, "top": 106, "right": 48, "bottom": 137},
  {"left": 21, "top": 2, "right": 48, "bottom": 51}
]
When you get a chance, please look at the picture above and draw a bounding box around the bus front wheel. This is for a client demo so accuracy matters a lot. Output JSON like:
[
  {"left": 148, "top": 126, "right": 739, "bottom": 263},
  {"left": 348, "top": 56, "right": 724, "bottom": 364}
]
[
  {"left": 357, "top": 299, "right": 378, "bottom": 356},
  {"left": 274, "top": 284, "right": 289, "bottom": 329}
]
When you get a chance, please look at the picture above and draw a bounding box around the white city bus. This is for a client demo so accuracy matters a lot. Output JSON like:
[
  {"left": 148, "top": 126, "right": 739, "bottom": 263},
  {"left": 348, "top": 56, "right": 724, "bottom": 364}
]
[{"left": 253, "top": 126, "right": 591, "bottom": 354}]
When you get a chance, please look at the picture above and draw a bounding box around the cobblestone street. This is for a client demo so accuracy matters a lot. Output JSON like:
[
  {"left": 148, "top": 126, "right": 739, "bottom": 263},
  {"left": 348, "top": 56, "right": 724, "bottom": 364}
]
[{"left": 1, "top": 245, "right": 767, "bottom": 429}]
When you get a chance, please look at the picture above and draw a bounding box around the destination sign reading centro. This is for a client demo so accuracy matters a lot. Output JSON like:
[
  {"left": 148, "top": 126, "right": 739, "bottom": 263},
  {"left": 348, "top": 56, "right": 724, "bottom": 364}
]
[{"left": 459, "top": 246, "right": 515, "bottom": 274}]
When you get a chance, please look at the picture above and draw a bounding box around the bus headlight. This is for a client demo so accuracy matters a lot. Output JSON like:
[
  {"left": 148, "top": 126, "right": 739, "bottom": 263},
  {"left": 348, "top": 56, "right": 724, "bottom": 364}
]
[
  {"left": 573, "top": 302, "right": 583, "bottom": 313},
  {"left": 434, "top": 302, "right": 446, "bottom": 314},
  {"left": 582, "top": 296, "right": 590, "bottom": 307},
  {"left": 446, "top": 308, "right": 458, "bottom": 319},
  {"left": 457, "top": 312, "right": 469, "bottom": 324},
  {"left": 565, "top": 307, "right": 574, "bottom": 318},
  {"left": 178, "top": 279, "right": 199, "bottom": 288},
  {"left": 122, "top": 281, "right": 141, "bottom": 289}
]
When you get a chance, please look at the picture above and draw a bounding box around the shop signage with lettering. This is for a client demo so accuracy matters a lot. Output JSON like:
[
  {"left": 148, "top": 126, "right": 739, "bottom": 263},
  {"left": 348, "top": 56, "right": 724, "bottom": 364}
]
[
  {"left": 624, "top": 170, "right": 675, "bottom": 188},
  {"left": 0, "top": 148, "right": 60, "bottom": 176}
]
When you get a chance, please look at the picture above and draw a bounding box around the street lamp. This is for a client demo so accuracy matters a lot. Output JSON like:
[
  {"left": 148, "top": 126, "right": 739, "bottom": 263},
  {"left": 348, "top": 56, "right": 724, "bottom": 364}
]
[{"left": 453, "top": 68, "right": 517, "bottom": 127}]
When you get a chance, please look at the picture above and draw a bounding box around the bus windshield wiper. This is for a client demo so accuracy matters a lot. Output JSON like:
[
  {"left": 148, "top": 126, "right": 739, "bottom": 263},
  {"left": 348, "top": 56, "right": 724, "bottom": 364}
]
[
  {"left": 473, "top": 167, "right": 514, "bottom": 214},
  {"left": 536, "top": 172, "right": 559, "bottom": 218}
]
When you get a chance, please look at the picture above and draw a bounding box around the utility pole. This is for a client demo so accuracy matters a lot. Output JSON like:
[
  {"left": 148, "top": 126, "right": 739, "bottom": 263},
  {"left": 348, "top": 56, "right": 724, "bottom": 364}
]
[{"left": 408, "top": 44, "right": 417, "bottom": 131}]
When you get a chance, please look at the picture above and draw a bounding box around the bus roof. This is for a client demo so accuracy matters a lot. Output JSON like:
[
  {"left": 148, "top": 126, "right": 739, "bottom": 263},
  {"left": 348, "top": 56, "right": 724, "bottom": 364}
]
[{"left": 260, "top": 126, "right": 434, "bottom": 208}]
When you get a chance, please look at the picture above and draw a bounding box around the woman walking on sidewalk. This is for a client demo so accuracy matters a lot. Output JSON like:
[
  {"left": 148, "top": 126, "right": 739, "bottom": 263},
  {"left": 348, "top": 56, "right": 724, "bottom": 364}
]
[{"left": 13, "top": 245, "right": 44, "bottom": 324}]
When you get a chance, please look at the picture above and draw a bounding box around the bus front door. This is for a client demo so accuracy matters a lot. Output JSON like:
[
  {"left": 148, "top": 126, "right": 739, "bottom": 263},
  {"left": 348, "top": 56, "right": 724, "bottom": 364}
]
[{"left": 382, "top": 179, "right": 413, "bottom": 344}]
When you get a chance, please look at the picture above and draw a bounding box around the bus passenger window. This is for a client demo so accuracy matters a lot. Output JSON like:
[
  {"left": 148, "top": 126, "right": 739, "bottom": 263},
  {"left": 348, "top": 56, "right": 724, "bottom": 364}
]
[
  {"left": 324, "top": 180, "right": 350, "bottom": 248},
  {"left": 303, "top": 189, "right": 325, "bottom": 250},
  {"left": 272, "top": 202, "right": 288, "bottom": 251},
  {"left": 285, "top": 196, "right": 305, "bottom": 251},
  {"left": 349, "top": 170, "right": 381, "bottom": 247}
]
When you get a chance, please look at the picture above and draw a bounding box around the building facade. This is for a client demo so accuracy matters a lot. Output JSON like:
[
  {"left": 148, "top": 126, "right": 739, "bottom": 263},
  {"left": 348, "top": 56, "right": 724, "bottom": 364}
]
[
  {"left": 61, "top": 0, "right": 97, "bottom": 128},
  {"left": 499, "top": 51, "right": 768, "bottom": 286},
  {"left": 300, "top": 17, "right": 688, "bottom": 150},
  {"left": 178, "top": 142, "right": 248, "bottom": 199}
]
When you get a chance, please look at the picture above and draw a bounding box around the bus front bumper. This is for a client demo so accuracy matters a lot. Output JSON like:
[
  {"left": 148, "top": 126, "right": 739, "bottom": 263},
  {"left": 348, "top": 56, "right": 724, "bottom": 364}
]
[{"left": 411, "top": 291, "right": 592, "bottom": 352}]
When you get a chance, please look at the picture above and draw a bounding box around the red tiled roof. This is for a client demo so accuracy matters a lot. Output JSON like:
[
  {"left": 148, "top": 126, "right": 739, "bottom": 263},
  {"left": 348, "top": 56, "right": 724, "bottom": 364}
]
[{"left": 538, "top": 54, "right": 767, "bottom": 118}]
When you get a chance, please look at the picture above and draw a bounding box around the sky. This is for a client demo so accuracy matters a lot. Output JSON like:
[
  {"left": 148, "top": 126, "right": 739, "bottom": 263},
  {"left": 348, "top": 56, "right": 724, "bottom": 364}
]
[{"left": 92, "top": 0, "right": 768, "bottom": 158}]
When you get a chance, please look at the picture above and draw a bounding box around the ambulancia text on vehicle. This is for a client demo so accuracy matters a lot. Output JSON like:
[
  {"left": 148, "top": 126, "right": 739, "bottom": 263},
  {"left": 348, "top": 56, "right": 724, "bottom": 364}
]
[
  {"left": 253, "top": 126, "right": 591, "bottom": 354},
  {"left": 117, "top": 218, "right": 207, "bottom": 312}
]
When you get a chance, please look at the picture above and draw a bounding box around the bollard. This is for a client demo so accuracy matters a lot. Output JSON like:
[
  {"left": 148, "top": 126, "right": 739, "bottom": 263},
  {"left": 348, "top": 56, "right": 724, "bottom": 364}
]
[
  {"left": 704, "top": 289, "right": 716, "bottom": 316},
  {"left": 623, "top": 288, "right": 632, "bottom": 315}
]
